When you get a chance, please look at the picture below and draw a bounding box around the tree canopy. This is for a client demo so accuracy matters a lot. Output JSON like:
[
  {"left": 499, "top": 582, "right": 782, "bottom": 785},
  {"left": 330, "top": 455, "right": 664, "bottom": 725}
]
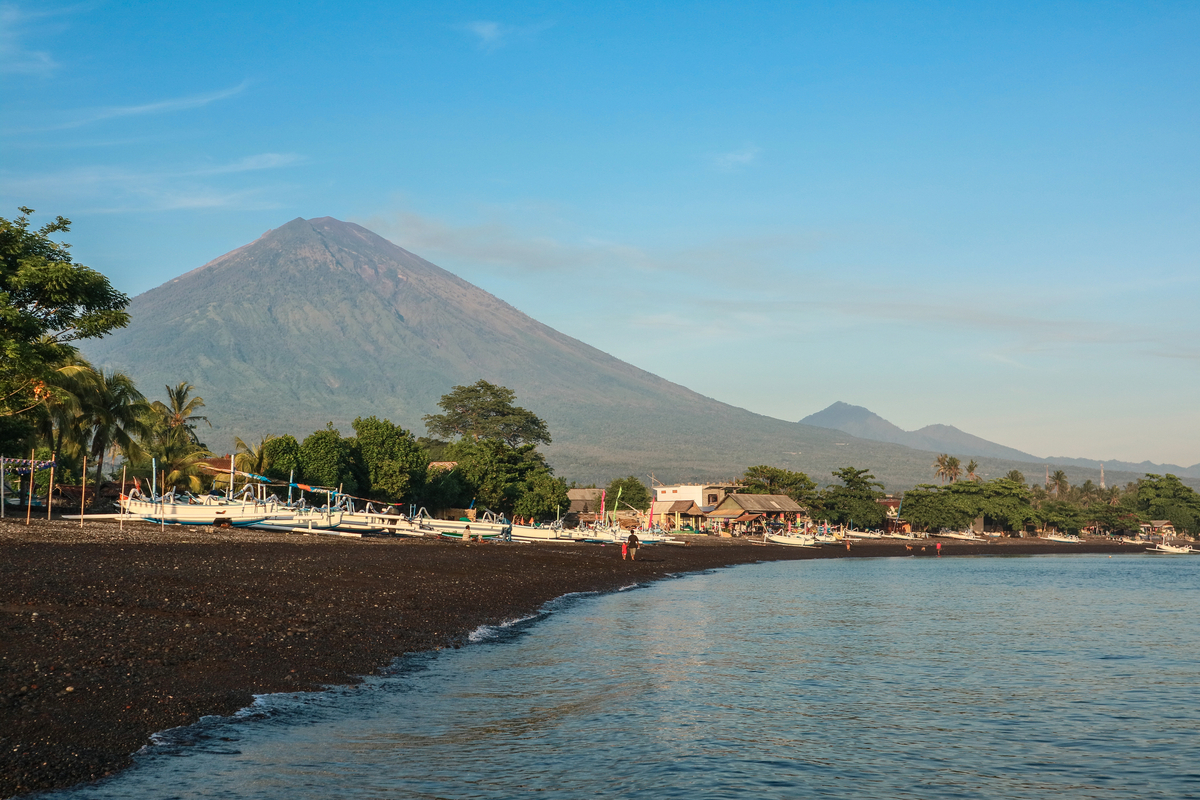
[
  {"left": 739, "top": 465, "right": 817, "bottom": 507},
  {"left": 817, "top": 466, "right": 885, "bottom": 527},
  {"left": 422, "top": 380, "right": 551, "bottom": 448},
  {"left": 1, "top": 208, "right": 130, "bottom": 417},
  {"left": 606, "top": 475, "right": 652, "bottom": 511},
  {"left": 352, "top": 415, "right": 427, "bottom": 504}
]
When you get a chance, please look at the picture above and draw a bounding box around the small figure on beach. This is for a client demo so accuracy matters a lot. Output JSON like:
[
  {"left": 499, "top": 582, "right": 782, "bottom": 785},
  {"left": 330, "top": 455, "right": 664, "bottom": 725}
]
[
  {"left": 463, "top": 524, "right": 472, "bottom": 542},
  {"left": 627, "top": 532, "right": 640, "bottom": 561},
  {"left": 936, "top": 541, "right": 942, "bottom": 556}
]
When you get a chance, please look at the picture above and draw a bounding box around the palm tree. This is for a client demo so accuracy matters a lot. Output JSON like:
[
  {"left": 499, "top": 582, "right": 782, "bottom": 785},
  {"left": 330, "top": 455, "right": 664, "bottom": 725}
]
[
  {"left": 966, "top": 459, "right": 981, "bottom": 482},
  {"left": 151, "top": 382, "right": 210, "bottom": 444},
  {"left": 1005, "top": 469, "right": 1026, "bottom": 485},
  {"left": 1049, "top": 469, "right": 1070, "bottom": 498},
  {"left": 934, "top": 454, "right": 951, "bottom": 484},
  {"left": 29, "top": 353, "right": 99, "bottom": 474},
  {"left": 235, "top": 434, "right": 277, "bottom": 477},
  {"left": 945, "top": 456, "right": 962, "bottom": 483},
  {"left": 80, "top": 370, "right": 150, "bottom": 490},
  {"left": 152, "top": 427, "right": 211, "bottom": 493}
]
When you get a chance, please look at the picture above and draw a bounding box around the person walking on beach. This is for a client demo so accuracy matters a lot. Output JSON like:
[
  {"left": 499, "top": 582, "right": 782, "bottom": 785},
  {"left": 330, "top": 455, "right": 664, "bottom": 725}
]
[{"left": 627, "top": 532, "right": 640, "bottom": 561}]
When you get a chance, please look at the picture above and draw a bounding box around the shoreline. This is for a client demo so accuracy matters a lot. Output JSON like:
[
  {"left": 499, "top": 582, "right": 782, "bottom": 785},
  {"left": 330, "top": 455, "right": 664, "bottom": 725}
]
[{"left": 0, "top": 517, "right": 1148, "bottom": 798}]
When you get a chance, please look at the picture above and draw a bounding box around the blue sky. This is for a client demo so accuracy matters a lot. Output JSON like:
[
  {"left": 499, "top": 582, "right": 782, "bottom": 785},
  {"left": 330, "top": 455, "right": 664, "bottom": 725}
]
[{"left": 3, "top": 1, "right": 1198, "bottom": 466}]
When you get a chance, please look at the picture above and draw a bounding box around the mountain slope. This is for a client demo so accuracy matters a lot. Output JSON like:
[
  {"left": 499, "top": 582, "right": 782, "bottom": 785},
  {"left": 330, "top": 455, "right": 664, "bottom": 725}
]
[
  {"left": 802, "top": 402, "right": 1200, "bottom": 480},
  {"left": 83, "top": 218, "right": 1176, "bottom": 490}
]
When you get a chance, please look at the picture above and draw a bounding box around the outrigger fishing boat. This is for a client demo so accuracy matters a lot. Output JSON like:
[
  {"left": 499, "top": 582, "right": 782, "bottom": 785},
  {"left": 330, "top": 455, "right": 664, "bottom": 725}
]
[
  {"left": 1146, "top": 541, "right": 1195, "bottom": 554},
  {"left": 765, "top": 532, "right": 818, "bottom": 548},
  {"left": 120, "top": 488, "right": 281, "bottom": 527}
]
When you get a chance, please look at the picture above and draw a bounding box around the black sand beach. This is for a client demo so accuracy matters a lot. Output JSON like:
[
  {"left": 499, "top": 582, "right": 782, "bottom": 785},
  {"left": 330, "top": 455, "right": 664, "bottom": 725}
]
[{"left": 0, "top": 517, "right": 1143, "bottom": 798}]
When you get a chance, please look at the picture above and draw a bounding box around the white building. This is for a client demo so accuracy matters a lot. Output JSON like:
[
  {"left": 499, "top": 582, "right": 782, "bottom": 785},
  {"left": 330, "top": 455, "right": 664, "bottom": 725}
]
[{"left": 652, "top": 483, "right": 737, "bottom": 510}]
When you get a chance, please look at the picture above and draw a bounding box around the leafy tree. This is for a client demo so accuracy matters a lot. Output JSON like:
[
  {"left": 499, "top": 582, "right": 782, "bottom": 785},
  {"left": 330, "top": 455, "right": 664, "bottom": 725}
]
[
  {"left": 1, "top": 208, "right": 130, "bottom": 417},
  {"left": 739, "top": 465, "right": 817, "bottom": 507},
  {"left": 449, "top": 439, "right": 552, "bottom": 515},
  {"left": 817, "top": 467, "right": 885, "bottom": 527},
  {"left": 298, "top": 424, "right": 359, "bottom": 493},
  {"left": 423, "top": 380, "right": 551, "bottom": 448},
  {"left": 151, "top": 382, "right": 210, "bottom": 445},
  {"left": 422, "top": 463, "right": 471, "bottom": 512},
  {"left": 1130, "top": 474, "right": 1200, "bottom": 535},
  {"left": 351, "top": 415, "right": 427, "bottom": 504},
  {"left": 900, "top": 483, "right": 975, "bottom": 532},
  {"left": 606, "top": 475, "right": 651, "bottom": 511},
  {"left": 901, "top": 477, "right": 1034, "bottom": 534},
  {"left": 513, "top": 468, "right": 569, "bottom": 520},
  {"left": 262, "top": 435, "right": 301, "bottom": 481},
  {"left": 1039, "top": 499, "right": 1084, "bottom": 534}
]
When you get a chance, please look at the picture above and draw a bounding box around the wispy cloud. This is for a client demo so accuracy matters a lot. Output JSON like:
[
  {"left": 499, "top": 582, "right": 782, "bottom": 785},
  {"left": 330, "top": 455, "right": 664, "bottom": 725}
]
[
  {"left": 0, "top": 2, "right": 72, "bottom": 76},
  {"left": 363, "top": 209, "right": 651, "bottom": 273},
  {"left": 462, "top": 20, "right": 553, "bottom": 51},
  {"left": 362, "top": 206, "right": 819, "bottom": 279},
  {"left": 1, "top": 152, "right": 304, "bottom": 212},
  {"left": 712, "top": 145, "right": 761, "bottom": 172},
  {"left": 6, "top": 81, "right": 250, "bottom": 133}
]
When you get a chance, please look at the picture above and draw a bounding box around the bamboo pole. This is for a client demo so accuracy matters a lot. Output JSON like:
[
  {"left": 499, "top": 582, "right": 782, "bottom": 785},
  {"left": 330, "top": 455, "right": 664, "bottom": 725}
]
[
  {"left": 26, "top": 449, "right": 35, "bottom": 525},
  {"left": 161, "top": 470, "right": 166, "bottom": 532},
  {"left": 80, "top": 455, "right": 87, "bottom": 528},
  {"left": 119, "top": 465, "right": 127, "bottom": 531},
  {"left": 1, "top": 456, "right": 6, "bottom": 519},
  {"left": 46, "top": 462, "right": 55, "bottom": 520}
]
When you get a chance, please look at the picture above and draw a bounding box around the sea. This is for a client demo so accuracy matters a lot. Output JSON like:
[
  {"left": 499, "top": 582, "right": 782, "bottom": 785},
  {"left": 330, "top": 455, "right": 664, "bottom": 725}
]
[{"left": 45, "top": 553, "right": 1200, "bottom": 799}]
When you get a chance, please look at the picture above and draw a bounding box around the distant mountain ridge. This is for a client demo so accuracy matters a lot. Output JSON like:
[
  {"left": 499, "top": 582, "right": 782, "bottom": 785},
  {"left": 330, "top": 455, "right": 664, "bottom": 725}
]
[
  {"left": 81, "top": 217, "right": 1193, "bottom": 491},
  {"left": 801, "top": 402, "right": 1200, "bottom": 479}
]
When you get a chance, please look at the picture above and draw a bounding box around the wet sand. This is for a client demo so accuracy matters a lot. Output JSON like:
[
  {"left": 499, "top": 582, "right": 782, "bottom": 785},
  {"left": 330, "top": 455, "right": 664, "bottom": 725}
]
[{"left": 0, "top": 517, "right": 1143, "bottom": 798}]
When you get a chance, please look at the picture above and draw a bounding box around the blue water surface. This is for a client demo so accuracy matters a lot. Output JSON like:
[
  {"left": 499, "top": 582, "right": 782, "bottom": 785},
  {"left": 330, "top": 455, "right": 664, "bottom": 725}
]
[{"left": 48, "top": 554, "right": 1200, "bottom": 799}]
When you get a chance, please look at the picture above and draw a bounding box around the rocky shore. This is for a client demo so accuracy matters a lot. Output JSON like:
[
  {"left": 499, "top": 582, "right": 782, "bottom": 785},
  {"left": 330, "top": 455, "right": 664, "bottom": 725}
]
[{"left": 0, "top": 517, "right": 1143, "bottom": 798}]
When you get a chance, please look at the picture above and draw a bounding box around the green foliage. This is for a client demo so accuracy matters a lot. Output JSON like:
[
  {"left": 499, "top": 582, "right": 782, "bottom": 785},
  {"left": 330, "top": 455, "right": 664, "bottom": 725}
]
[
  {"left": 606, "top": 475, "right": 651, "bottom": 511},
  {"left": 739, "top": 465, "right": 817, "bottom": 507},
  {"left": 81, "top": 370, "right": 150, "bottom": 486},
  {"left": 262, "top": 435, "right": 301, "bottom": 481},
  {"left": 1, "top": 208, "right": 129, "bottom": 417},
  {"left": 447, "top": 439, "right": 554, "bottom": 515},
  {"left": 513, "top": 468, "right": 569, "bottom": 519},
  {"left": 423, "top": 380, "right": 551, "bottom": 447},
  {"left": 351, "top": 415, "right": 427, "bottom": 504},
  {"left": 422, "top": 464, "right": 471, "bottom": 511},
  {"left": 151, "top": 382, "right": 210, "bottom": 446},
  {"left": 933, "top": 454, "right": 962, "bottom": 484},
  {"left": 818, "top": 467, "right": 885, "bottom": 527},
  {"left": 299, "top": 423, "right": 359, "bottom": 493},
  {"left": 417, "top": 437, "right": 453, "bottom": 462},
  {"left": 0, "top": 414, "right": 35, "bottom": 457},
  {"left": 901, "top": 477, "right": 1035, "bottom": 533},
  {"left": 1130, "top": 474, "right": 1200, "bottom": 535},
  {"left": 1005, "top": 470, "right": 1026, "bottom": 485}
]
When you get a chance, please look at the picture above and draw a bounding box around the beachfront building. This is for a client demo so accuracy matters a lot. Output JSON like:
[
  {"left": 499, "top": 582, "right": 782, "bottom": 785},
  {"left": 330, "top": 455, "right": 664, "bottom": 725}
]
[
  {"left": 652, "top": 483, "right": 737, "bottom": 510},
  {"left": 706, "top": 493, "right": 806, "bottom": 536},
  {"left": 650, "top": 500, "right": 706, "bottom": 532}
]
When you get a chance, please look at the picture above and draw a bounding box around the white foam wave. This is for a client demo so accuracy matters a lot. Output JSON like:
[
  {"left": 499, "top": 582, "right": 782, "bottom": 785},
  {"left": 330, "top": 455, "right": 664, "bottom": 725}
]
[{"left": 468, "top": 612, "right": 541, "bottom": 643}]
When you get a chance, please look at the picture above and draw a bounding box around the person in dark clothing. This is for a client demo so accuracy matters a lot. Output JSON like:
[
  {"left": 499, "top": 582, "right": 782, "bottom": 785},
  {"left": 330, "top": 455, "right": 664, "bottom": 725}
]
[{"left": 627, "top": 532, "right": 640, "bottom": 561}]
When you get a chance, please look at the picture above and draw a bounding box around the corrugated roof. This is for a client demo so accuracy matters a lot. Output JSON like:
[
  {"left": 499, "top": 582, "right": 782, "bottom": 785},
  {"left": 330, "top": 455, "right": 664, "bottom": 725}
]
[
  {"left": 653, "top": 500, "right": 699, "bottom": 514},
  {"left": 721, "top": 494, "right": 805, "bottom": 513},
  {"left": 567, "top": 488, "right": 602, "bottom": 501}
]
